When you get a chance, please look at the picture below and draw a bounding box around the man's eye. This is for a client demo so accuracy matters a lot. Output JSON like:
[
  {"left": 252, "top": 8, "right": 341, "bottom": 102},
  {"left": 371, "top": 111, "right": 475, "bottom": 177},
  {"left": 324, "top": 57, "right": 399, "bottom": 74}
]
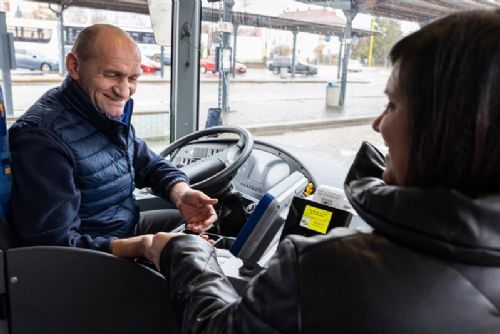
[
  {"left": 104, "top": 73, "right": 118, "bottom": 78},
  {"left": 129, "top": 76, "right": 138, "bottom": 82}
]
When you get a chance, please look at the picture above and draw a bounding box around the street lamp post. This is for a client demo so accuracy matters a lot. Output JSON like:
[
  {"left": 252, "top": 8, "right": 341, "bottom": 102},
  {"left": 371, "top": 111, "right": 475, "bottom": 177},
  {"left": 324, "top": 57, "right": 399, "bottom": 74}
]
[{"left": 368, "top": 18, "right": 376, "bottom": 67}]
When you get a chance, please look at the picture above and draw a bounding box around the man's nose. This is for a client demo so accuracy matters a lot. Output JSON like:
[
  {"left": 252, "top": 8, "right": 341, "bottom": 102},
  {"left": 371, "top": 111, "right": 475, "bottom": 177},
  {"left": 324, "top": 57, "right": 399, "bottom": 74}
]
[{"left": 112, "top": 79, "right": 130, "bottom": 99}]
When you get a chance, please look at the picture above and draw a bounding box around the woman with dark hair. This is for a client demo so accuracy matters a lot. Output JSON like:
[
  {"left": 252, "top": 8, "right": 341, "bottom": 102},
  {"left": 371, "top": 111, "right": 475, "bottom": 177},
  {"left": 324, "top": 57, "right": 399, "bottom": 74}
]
[{"left": 143, "top": 10, "right": 500, "bottom": 334}]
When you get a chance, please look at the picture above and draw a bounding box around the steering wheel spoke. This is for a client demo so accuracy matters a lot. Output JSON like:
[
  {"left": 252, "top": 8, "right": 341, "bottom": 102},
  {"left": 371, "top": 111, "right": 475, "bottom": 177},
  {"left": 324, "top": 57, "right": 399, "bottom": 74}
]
[
  {"left": 180, "top": 154, "right": 226, "bottom": 184},
  {"left": 161, "top": 126, "right": 254, "bottom": 196}
]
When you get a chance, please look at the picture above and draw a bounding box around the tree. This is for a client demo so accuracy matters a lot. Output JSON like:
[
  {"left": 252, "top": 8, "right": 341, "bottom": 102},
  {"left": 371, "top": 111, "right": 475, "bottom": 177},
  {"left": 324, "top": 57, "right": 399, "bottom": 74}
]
[{"left": 351, "top": 17, "right": 403, "bottom": 66}]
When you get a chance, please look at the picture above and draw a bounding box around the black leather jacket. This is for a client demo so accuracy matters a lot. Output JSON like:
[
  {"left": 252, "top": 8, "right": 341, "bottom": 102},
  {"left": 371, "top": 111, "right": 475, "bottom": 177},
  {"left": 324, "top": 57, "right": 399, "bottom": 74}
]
[{"left": 160, "top": 142, "right": 500, "bottom": 334}]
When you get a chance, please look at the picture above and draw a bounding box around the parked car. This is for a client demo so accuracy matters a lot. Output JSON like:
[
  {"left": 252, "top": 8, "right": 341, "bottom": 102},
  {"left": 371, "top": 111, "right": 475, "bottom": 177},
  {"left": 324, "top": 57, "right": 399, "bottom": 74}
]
[
  {"left": 14, "top": 47, "right": 59, "bottom": 72},
  {"left": 200, "top": 57, "right": 247, "bottom": 74},
  {"left": 234, "top": 62, "right": 247, "bottom": 74},
  {"left": 268, "top": 57, "right": 317, "bottom": 76},
  {"left": 141, "top": 55, "right": 161, "bottom": 74},
  {"left": 347, "top": 59, "right": 363, "bottom": 72},
  {"left": 151, "top": 53, "right": 171, "bottom": 65}
]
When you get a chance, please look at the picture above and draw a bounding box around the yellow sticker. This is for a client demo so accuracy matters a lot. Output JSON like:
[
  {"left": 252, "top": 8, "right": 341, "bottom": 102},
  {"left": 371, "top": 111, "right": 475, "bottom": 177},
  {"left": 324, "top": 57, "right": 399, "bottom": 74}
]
[{"left": 300, "top": 205, "right": 332, "bottom": 234}]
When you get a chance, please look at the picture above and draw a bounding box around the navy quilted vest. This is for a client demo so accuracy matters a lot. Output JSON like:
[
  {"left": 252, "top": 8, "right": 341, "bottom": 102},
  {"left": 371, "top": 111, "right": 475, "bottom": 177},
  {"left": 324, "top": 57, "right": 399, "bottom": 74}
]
[{"left": 21, "top": 78, "right": 138, "bottom": 238}]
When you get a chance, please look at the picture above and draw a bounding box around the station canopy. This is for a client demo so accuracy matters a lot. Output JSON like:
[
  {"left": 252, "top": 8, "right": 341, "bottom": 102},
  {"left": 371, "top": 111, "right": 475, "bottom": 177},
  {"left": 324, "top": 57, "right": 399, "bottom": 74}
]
[
  {"left": 29, "top": 0, "right": 375, "bottom": 37},
  {"left": 297, "top": 0, "right": 500, "bottom": 22},
  {"left": 31, "top": 0, "right": 500, "bottom": 24},
  {"left": 201, "top": 6, "right": 375, "bottom": 37}
]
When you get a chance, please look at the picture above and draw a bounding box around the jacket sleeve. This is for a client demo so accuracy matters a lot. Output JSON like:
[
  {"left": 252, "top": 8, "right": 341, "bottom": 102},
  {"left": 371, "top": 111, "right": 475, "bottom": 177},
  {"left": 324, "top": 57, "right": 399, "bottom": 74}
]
[
  {"left": 160, "top": 235, "right": 300, "bottom": 334},
  {"left": 132, "top": 131, "right": 189, "bottom": 201},
  {"left": 9, "top": 128, "right": 115, "bottom": 252}
]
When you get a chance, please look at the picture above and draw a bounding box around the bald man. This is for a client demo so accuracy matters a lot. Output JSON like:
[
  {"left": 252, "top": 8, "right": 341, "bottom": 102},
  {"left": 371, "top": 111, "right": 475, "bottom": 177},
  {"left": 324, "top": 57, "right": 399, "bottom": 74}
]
[{"left": 9, "top": 24, "right": 217, "bottom": 258}]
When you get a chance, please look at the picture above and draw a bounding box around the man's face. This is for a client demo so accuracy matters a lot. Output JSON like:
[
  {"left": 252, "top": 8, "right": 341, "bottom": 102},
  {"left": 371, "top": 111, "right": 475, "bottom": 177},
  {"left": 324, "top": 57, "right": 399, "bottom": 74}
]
[{"left": 67, "top": 37, "right": 141, "bottom": 117}]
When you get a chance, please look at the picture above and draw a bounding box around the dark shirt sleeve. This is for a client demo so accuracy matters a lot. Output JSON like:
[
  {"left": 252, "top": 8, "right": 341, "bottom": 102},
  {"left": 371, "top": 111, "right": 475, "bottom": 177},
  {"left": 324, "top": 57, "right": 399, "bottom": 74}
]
[
  {"left": 132, "top": 132, "right": 189, "bottom": 200},
  {"left": 9, "top": 128, "right": 115, "bottom": 252},
  {"left": 160, "top": 235, "right": 300, "bottom": 334}
]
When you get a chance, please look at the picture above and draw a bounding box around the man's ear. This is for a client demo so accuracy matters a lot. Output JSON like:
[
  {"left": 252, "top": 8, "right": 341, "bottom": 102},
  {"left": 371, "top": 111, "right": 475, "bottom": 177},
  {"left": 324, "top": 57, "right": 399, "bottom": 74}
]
[{"left": 66, "top": 52, "right": 79, "bottom": 80}]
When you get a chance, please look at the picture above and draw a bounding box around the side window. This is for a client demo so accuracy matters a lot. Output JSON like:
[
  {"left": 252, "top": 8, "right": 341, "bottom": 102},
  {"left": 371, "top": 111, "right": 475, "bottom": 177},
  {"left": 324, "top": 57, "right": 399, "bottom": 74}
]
[{"left": 7, "top": 7, "right": 173, "bottom": 153}]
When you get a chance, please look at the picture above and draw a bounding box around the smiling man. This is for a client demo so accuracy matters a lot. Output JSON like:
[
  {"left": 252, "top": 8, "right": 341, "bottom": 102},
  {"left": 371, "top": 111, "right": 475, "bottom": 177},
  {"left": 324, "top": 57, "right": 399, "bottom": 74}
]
[{"left": 8, "top": 24, "right": 217, "bottom": 258}]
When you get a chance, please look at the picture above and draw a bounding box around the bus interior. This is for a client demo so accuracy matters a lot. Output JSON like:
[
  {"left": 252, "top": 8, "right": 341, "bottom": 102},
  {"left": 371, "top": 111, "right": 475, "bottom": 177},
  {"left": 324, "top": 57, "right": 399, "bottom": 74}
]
[{"left": 0, "top": 0, "right": 498, "bottom": 333}]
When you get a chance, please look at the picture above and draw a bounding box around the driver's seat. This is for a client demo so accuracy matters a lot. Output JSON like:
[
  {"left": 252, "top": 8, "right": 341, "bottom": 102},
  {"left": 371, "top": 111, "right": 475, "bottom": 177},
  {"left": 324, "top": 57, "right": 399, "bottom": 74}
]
[{"left": 0, "top": 87, "right": 179, "bottom": 334}]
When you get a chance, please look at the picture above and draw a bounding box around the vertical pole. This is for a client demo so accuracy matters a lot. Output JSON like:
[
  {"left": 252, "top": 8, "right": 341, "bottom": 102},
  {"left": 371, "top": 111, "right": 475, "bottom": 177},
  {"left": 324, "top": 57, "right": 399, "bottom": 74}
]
[
  {"left": 368, "top": 18, "right": 375, "bottom": 67},
  {"left": 231, "top": 23, "right": 238, "bottom": 79},
  {"left": 160, "top": 45, "right": 165, "bottom": 78},
  {"left": 220, "top": 0, "right": 234, "bottom": 114},
  {"left": 291, "top": 29, "right": 298, "bottom": 79},
  {"left": 58, "top": 7, "right": 66, "bottom": 76},
  {"left": 171, "top": 0, "right": 180, "bottom": 140},
  {"left": 216, "top": 1, "right": 223, "bottom": 110},
  {"left": 263, "top": 29, "right": 268, "bottom": 65},
  {"left": 171, "top": 0, "right": 200, "bottom": 140},
  {"left": 340, "top": 9, "right": 357, "bottom": 107},
  {"left": 0, "top": 12, "right": 13, "bottom": 115},
  {"left": 336, "top": 36, "right": 343, "bottom": 79}
]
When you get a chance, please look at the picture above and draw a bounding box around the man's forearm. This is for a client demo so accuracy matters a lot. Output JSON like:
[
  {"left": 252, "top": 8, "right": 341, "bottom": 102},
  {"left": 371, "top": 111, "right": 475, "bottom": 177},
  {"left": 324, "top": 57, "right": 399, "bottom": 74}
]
[
  {"left": 111, "top": 235, "right": 153, "bottom": 258},
  {"left": 168, "top": 181, "right": 190, "bottom": 207}
]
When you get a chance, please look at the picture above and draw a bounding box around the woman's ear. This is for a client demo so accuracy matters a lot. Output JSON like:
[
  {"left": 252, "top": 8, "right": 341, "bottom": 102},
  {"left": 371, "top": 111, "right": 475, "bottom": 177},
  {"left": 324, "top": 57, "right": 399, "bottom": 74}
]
[{"left": 66, "top": 52, "right": 79, "bottom": 80}]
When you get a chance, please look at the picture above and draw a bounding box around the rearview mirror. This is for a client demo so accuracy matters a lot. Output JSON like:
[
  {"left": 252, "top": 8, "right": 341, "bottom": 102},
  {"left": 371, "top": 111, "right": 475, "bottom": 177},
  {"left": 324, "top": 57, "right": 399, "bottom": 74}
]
[{"left": 148, "top": 0, "right": 172, "bottom": 47}]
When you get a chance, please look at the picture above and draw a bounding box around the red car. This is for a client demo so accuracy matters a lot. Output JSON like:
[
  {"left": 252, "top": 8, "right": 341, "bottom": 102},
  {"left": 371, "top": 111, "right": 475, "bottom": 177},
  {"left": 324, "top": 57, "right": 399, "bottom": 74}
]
[
  {"left": 200, "top": 57, "right": 247, "bottom": 74},
  {"left": 141, "top": 55, "right": 161, "bottom": 74}
]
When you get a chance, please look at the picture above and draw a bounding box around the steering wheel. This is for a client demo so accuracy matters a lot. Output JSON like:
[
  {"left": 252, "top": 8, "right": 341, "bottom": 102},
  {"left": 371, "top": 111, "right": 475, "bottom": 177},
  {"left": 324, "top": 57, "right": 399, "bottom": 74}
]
[{"left": 160, "top": 126, "right": 254, "bottom": 196}]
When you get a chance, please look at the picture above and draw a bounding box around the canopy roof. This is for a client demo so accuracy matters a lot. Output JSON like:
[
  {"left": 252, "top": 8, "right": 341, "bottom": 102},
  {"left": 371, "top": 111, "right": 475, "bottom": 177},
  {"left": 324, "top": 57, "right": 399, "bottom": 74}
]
[
  {"left": 31, "top": 0, "right": 375, "bottom": 37},
  {"left": 297, "top": 0, "right": 500, "bottom": 22},
  {"left": 34, "top": 0, "right": 500, "bottom": 23}
]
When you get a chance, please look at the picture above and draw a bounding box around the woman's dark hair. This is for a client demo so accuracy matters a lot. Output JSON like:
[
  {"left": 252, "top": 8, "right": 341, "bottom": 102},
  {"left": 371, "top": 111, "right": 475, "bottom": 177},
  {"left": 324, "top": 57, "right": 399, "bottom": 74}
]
[{"left": 390, "top": 9, "right": 500, "bottom": 196}]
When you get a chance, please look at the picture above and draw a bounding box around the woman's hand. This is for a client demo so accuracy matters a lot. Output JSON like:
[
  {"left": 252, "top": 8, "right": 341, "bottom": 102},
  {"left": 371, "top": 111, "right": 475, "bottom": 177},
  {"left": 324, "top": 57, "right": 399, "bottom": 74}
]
[
  {"left": 144, "top": 232, "right": 215, "bottom": 269},
  {"left": 144, "top": 232, "right": 179, "bottom": 269}
]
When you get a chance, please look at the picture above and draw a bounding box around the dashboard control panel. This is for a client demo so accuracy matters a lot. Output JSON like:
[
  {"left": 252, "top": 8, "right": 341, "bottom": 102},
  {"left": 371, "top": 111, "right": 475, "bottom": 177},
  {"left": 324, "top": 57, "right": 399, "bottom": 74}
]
[{"left": 170, "top": 140, "right": 314, "bottom": 201}]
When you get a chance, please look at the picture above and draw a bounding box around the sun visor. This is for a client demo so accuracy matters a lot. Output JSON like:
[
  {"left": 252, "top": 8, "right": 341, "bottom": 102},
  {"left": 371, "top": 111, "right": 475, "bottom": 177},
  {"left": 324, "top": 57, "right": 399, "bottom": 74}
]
[{"left": 148, "top": 0, "right": 172, "bottom": 47}]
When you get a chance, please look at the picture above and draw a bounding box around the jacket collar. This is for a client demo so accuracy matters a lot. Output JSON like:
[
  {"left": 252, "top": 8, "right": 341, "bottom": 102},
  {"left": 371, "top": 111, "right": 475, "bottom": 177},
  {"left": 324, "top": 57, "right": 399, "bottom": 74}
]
[{"left": 345, "top": 142, "right": 500, "bottom": 266}]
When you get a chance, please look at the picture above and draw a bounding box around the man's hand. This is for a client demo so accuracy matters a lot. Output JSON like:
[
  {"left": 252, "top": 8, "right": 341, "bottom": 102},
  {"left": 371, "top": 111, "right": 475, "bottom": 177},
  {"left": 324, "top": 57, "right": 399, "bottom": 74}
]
[
  {"left": 170, "top": 182, "right": 218, "bottom": 233},
  {"left": 144, "top": 232, "right": 179, "bottom": 269},
  {"left": 111, "top": 234, "right": 154, "bottom": 259}
]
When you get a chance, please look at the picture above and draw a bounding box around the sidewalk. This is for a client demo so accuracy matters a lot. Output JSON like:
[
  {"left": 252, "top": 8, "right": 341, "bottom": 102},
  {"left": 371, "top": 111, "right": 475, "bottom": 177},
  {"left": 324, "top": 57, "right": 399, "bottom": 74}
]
[
  {"left": 3, "top": 72, "right": 370, "bottom": 85},
  {"left": 4, "top": 64, "right": 383, "bottom": 84}
]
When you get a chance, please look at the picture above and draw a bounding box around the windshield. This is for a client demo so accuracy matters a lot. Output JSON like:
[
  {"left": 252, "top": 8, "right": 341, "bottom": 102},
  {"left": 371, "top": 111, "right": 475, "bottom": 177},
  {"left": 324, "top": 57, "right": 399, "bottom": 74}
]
[
  {"left": 197, "top": 0, "right": 425, "bottom": 169},
  {"left": 4, "top": 0, "right": 496, "bottom": 170}
]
